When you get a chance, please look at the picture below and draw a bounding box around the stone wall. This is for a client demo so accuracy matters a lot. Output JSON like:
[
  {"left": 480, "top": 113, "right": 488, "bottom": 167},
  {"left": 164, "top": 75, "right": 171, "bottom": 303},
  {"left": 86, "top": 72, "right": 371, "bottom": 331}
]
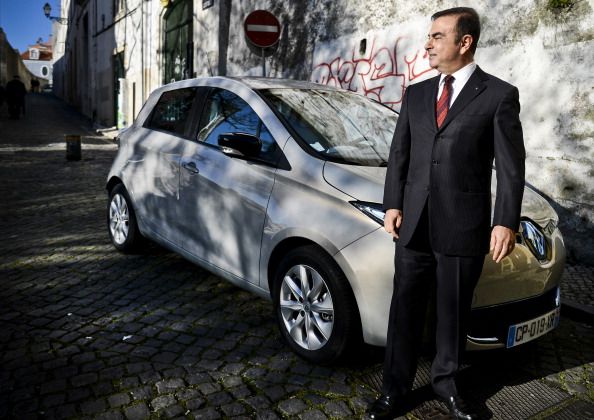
[{"left": 0, "top": 28, "right": 36, "bottom": 89}]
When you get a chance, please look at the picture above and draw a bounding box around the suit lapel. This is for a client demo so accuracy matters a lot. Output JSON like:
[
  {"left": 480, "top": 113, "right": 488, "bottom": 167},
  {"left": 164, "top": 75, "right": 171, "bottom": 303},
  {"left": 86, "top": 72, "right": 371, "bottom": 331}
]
[
  {"left": 438, "top": 66, "right": 489, "bottom": 132},
  {"left": 425, "top": 75, "right": 440, "bottom": 131}
]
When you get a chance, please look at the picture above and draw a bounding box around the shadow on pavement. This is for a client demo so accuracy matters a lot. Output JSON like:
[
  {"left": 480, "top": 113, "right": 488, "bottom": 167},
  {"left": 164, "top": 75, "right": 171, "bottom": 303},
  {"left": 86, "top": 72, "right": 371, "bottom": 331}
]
[{"left": 1, "top": 145, "right": 592, "bottom": 419}]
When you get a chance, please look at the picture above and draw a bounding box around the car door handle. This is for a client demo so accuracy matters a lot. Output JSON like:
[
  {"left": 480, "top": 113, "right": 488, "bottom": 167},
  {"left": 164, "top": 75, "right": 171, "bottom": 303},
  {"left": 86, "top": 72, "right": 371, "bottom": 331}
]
[{"left": 182, "top": 161, "right": 200, "bottom": 174}]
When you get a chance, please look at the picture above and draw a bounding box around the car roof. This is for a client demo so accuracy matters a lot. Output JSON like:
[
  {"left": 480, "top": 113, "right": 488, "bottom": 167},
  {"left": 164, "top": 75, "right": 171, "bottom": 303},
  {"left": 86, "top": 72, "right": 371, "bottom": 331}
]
[
  {"left": 141, "top": 76, "right": 394, "bottom": 128},
  {"left": 226, "top": 76, "right": 340, "bottom": 91},
  {"left": 162, "top": 76, "right": 342, "bottom": 92}
]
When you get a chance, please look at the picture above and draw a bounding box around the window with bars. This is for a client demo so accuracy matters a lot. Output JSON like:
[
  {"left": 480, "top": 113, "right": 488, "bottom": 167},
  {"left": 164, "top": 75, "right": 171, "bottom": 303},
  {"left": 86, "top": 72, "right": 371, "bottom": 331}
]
[{"left": 162, "top": 0, "right": 193, "bottom": 84}]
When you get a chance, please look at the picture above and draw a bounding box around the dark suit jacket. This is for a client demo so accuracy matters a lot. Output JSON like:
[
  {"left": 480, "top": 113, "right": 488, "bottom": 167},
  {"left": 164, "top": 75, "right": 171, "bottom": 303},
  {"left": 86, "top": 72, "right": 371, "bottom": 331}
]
[{"left": 383, "top": 66, "right": 526, "bottom": 256}]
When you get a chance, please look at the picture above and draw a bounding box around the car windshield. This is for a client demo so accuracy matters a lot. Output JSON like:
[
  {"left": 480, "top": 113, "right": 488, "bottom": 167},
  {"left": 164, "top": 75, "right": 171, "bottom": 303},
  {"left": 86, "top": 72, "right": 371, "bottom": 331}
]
[{"left": 259, "top": 88, "right": 398, "bottom": 166}]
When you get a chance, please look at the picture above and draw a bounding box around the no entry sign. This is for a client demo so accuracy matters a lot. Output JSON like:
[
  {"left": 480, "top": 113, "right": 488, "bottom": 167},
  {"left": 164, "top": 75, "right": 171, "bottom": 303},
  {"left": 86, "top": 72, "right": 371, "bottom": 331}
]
[{"left": 244, "top": 10, "right": 281, "bottom": 49}]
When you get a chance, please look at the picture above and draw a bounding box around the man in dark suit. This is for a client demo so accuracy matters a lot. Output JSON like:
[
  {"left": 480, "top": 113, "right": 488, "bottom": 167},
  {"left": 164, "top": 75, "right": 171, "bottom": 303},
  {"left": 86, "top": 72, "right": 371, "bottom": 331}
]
[{"left": 368, "top": 7, "right": 525, "bottom": 420}]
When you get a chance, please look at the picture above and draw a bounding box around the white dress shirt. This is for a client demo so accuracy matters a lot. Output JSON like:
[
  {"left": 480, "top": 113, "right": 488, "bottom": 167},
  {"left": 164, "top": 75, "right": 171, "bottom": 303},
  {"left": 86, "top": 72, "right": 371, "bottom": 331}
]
[{"left": 436, "top": 62, "right": 477, "bottom": 106}]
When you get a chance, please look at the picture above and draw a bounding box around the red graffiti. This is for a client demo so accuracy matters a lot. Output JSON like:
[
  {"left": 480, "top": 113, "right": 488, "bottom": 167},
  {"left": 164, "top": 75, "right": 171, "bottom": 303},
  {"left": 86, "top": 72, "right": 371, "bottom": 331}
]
[{"left": 311, "top": 37, "right": 435, "bottom": 110}]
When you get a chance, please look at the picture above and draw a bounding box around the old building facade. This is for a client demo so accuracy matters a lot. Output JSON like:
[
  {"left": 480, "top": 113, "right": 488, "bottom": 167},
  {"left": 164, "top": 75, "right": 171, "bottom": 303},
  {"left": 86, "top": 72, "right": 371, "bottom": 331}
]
[
  {"left": 53, "top": 0, "right": 210, "bottom": 128},
  {"left": 52, "top": 0, "right": 593, "bottom": 263},
  {"left": 21, "top": 37, "right": 53, "bottom": 86}
]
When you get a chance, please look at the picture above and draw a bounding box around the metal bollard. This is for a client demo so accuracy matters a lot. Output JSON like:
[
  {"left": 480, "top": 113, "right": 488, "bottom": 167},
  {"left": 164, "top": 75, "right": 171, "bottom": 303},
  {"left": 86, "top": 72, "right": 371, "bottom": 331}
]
[{"left": 65, "top": 135, "right": 82, "bottom": 161}]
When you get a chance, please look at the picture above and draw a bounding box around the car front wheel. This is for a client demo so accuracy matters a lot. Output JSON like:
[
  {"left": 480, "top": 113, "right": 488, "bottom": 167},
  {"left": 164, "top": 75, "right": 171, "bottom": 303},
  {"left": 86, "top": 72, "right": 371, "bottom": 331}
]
[{"left": 273, "top": 245, "right": 361, "bottom": 364}]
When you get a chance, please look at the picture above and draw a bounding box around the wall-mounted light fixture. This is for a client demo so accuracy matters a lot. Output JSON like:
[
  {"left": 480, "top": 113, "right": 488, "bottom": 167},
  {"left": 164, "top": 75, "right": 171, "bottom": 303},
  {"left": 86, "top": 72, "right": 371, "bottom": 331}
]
[{"left": 43, "top": 3, "right": 68, "bottom": 24}]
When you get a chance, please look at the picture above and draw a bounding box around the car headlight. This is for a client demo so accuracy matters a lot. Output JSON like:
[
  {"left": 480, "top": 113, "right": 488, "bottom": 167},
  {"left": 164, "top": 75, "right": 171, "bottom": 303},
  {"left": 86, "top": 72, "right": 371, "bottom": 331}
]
[
  {"left": 351, "top": 201, "right": 385, "bottom": 226},
  {"left": 520, "top": 219, "right": 549, "bottom": 262}
]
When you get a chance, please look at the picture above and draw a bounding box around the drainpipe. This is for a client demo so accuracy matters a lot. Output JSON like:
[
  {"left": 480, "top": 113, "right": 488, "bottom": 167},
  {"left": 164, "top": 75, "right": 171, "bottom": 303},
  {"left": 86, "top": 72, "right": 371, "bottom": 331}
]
[
  {"left": 217, "top": 0, "right": 231, "bottom": 76},
  {"left": 141, "top": 0, "right": 144, "bottom": 106}
]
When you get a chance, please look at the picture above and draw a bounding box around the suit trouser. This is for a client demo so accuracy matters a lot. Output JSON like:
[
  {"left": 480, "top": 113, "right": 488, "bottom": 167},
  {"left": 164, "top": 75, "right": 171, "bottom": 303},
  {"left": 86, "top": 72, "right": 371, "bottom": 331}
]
[{"left": 381, "top": 212, "right": 485, "bottom": 399}]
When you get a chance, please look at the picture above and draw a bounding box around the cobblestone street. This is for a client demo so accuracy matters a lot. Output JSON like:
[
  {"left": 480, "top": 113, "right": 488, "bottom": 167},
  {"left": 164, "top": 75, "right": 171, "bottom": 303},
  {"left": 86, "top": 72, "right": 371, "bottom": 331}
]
[{"left": 0, "top": 94, "right": 593, "bottom": 419}]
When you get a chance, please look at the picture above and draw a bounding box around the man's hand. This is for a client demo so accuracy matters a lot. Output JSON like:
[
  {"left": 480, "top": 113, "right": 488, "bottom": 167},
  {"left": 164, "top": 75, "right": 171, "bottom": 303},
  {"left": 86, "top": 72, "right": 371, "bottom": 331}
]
[
  {"left": 384, "top": 209, "right": 403, "bottom": 239},
  {"left": 490, "top": 225, "right": 516, "bottom": 263}
]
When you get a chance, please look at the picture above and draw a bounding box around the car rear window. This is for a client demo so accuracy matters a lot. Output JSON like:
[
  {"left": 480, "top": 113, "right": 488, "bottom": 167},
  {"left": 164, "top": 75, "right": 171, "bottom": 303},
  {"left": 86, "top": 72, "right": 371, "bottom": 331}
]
[{"left": 146, "top": 88, "right": 196, "bottom": 136}]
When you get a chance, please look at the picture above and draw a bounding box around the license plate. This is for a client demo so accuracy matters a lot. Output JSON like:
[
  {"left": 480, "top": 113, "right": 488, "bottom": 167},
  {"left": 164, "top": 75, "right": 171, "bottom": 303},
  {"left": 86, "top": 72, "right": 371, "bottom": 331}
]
[{"left": 506, "top": 307, "right": 560, "bottom": 348}]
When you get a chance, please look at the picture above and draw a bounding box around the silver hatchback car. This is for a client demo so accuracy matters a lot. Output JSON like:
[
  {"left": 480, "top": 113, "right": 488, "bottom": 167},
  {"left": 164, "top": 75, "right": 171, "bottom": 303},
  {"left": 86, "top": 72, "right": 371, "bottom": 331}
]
[{"left": 107, "top": 77, "right": 565, "bottom": 363}]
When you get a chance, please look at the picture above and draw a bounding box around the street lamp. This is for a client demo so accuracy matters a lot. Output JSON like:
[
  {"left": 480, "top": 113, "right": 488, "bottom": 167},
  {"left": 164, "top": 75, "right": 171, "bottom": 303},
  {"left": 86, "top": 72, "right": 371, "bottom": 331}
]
[{"left": 43, "top": 3, "right": 68, "bottom": 24}]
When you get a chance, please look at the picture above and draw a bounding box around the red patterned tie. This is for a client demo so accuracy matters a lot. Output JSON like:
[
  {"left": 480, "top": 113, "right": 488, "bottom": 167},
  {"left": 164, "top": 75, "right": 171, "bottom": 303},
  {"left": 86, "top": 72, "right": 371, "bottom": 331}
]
[{"left": 436, "top": 75, "right": 454, "bottom": 128}]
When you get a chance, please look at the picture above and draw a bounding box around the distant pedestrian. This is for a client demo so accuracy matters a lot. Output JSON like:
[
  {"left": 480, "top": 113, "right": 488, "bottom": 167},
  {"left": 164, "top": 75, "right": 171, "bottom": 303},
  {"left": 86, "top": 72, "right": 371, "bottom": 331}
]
[
  {"left": 31, "top": 79, "right": 40, "bottom": 93},
  {"left": 6, "top": 75, "right": 27, "bottom": 119}
]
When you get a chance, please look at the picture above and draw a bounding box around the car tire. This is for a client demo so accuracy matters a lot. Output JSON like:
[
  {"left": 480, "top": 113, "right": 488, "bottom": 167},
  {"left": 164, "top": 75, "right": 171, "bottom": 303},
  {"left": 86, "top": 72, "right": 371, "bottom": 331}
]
[
  {"left": 273, "top": 245, "right": 361, "bottom": 364},
  {"left": 107, "top": 184, "right": 145, "bottom": 253}
]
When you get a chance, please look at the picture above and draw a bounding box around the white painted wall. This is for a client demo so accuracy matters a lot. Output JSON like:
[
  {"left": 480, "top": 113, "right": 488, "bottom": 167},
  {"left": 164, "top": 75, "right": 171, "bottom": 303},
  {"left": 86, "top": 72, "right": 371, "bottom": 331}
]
[
  {"left": 194, "top": 2, "right": 220, "bottom": 77},
  {"left": 51, "top": 0, "right": 71, "bottom": 101},
  {"left": 91, "top": 0, "right": 115, "bottom": 126},
  {"left": 23, "top": 59, "right": 52, "bottom": 83}
]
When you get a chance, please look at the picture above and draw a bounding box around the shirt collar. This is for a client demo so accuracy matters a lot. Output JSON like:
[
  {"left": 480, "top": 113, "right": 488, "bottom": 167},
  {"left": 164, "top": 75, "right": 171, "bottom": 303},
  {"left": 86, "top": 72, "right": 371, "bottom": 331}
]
[{"left": 439, "top": 62, "right": 477, "bottom": 86}]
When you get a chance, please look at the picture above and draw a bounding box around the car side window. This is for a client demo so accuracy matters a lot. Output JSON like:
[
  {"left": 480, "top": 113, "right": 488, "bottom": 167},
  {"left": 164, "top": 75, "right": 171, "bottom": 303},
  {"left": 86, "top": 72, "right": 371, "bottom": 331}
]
[
  {"left": 147, "top": 88, "right": 196, "bottom": 136},
  {"left": 197, "top": 88, "right": 278, "bottom": 161}
]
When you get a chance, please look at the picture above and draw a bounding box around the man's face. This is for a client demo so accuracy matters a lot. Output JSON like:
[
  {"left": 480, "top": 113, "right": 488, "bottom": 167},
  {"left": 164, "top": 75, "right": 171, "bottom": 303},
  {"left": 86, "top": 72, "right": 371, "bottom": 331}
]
[{"left": 425, "top": 15, "right": 466, "bottom": 74}]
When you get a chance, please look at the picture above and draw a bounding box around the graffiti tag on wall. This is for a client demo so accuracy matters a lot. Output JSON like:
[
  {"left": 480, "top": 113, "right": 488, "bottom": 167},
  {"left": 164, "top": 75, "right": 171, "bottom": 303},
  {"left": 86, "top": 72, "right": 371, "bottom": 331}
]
[{"left": 311, "top": 38, "right": 434, "bottom": 109}]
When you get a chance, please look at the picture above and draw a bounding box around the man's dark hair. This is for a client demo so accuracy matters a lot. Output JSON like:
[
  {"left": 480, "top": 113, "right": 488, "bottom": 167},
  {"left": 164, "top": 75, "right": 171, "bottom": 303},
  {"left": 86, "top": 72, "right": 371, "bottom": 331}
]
[{"left": 432, "top": 7, "right": 481, "bottom": 54}]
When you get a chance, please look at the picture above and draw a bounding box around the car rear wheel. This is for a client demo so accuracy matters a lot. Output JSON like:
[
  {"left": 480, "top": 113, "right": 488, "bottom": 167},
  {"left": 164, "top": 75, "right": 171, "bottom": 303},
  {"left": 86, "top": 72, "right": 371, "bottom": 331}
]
[
  {"left": 107, "top": 184, "right": 144, "bottom": 253},
  {"left": 273, "top": 245, "right": 361, "bottom": 364}
]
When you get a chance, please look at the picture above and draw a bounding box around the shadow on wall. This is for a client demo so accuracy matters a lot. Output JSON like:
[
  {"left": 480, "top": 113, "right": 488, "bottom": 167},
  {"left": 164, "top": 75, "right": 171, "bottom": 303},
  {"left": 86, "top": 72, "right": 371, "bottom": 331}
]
[
  {"left": 526, "top": 182, "right": 593, "bottom": 265},
  {"left": 224, "top": 1, "right": 357, "bottom": 79}
]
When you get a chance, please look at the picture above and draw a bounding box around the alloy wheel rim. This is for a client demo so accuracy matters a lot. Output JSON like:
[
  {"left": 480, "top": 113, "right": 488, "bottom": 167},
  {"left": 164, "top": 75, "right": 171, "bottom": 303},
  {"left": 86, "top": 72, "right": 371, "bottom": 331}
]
[
  {"left": 109, "top": 193, "right": 130, "bottom": 245},
  {"left": 279, "top": 264, "right": 334, "bottom": 350}
]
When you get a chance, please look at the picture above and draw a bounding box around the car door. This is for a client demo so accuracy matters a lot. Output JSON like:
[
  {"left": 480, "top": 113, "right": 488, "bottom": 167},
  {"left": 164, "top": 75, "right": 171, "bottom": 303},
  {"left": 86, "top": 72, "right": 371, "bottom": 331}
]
[
  {"left": 178, "top": 88, "right": 282, "bottom": 284},
  {"left": 126, "top": 86, "right": 200, "bottom": 245}
]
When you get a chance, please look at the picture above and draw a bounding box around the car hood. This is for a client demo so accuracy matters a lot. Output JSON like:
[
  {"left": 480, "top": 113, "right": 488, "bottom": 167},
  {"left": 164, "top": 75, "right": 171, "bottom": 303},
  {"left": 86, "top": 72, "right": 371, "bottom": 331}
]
[{"left": 322, "top": 162, "right": 557, "bottom": 227}]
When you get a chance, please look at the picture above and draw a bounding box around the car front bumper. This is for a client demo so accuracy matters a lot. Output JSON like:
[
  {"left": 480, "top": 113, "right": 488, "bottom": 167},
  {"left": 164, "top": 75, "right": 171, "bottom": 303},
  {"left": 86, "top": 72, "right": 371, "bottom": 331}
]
[{"left": 334, "top": 227, "right": 565, "bottom": 349}]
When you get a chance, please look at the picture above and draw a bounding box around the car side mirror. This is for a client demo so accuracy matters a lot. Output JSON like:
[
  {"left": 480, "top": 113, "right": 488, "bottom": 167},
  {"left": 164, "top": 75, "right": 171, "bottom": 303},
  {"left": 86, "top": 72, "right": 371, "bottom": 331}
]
[{"left": 218, "top": 133, "right": 262, "bottom": 158}]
